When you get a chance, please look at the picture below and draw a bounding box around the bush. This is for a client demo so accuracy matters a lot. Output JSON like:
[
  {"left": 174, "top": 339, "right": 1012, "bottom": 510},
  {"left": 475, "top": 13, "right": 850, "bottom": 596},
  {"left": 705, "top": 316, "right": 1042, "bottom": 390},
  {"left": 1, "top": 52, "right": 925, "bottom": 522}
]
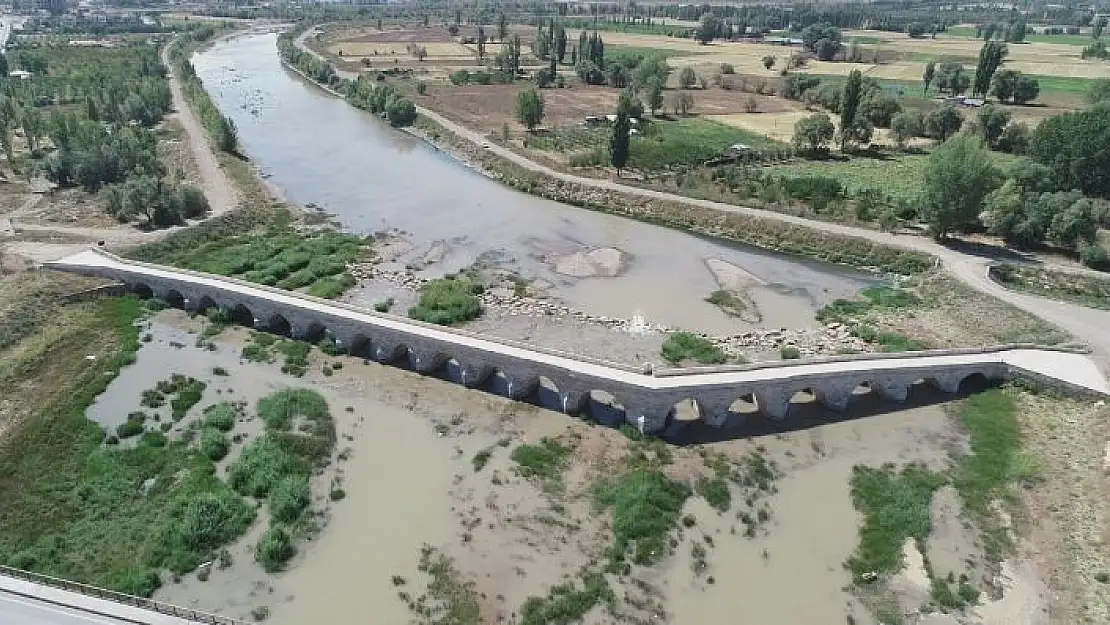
[
  {"left": 408, "top": 277, "right": 483, "bottom": 325},
  {"left": 594, "top": 470, "right": 690, "bottom": 566},
  {"left": 1081, "top": 244, "right": 1110, "bottom": 271},
  {"left": 116, "top": 416, "right": 145, "bottom": 439},
  {"left": 157, "top": 491, "right": 255, "bottom": 574},
  {"left": 661, "top": 332, "right": 726, "bottom": 365},
  {"left": 203, "top": 403, "right": 237, "bottom": 432},
  {"left": 257, "top": 389, "right": 330, "bottom": 431},
  {"left": 200, "top": 428, "right": 230, "bottom": 461},
  {"left": 780, "top": 346, "right": 801, "bottom": 359},
  {"left": 227, "top": 438, "right": 305, "bottom": 498},
  {"left": 695, "top": 476, "right": 731, "bottom": 512},
  {"left": 256, "top": 527, "right": 296, "bottom": 572},
  {"left": 268, "top": 474, "right": 311, "bottom": 523}
]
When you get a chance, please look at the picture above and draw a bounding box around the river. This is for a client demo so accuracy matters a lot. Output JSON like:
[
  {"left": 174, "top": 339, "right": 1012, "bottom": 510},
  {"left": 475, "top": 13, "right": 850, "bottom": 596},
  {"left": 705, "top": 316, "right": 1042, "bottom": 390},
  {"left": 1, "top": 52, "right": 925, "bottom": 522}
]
[{"left": 191, "top": 32, "right": 875, "bottom": 335}]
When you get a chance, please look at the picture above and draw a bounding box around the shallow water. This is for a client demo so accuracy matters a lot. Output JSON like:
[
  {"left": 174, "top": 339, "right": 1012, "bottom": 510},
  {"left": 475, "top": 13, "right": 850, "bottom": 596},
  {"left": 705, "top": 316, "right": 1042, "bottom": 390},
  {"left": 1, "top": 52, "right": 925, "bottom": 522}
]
[{"left": 192, "top": 33, "right": 875, "bottom": 334}]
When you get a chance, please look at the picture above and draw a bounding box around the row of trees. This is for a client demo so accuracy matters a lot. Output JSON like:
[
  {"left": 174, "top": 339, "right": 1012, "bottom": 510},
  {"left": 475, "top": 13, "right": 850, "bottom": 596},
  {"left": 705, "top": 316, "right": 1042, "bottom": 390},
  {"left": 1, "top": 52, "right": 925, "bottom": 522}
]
[
  {"left": 922, "top": 59, "right": 1039, "bottom": 104},
  {"left": 348, "top": 78, "right": 418, "bottom": 127}
]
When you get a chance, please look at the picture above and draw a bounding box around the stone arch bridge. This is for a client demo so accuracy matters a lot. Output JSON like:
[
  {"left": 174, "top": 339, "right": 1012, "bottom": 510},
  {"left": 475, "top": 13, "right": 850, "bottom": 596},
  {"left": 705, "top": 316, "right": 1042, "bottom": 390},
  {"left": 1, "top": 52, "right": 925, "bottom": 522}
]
[{"left": 47, "top": 250, "right": 1110, "bottom": 434}]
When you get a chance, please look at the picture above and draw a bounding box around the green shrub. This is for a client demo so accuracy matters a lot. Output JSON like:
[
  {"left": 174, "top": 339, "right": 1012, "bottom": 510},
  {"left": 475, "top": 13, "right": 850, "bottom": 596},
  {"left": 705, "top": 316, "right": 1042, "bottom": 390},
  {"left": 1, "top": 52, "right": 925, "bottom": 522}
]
[
  {"left": 199, "top": 428, "right": 230, "bottom": 462},
  {"left": 116, "top": 416, "right": 145, "bottom": 439},
  {"left": 256, "top": 527, "right": 296, "bottom": 572},
  {"left": 140, "top": 431, "right": 167, "bottom": 448},
  {"left": 203, "top": 403, "right": 237, "bottom": 432},
  {"left": 661, "top": 332, "right": 726, "bottom": 365},
  {"left": 511, "top": 439, "right": 570, "bottom": 482},
  {"left": 109, "top": 567, "right": 162, "bottom": 598},
  {"left": 695, "top": 476, "right": 731, "bottom": 512},
  {"left": 156, "top": 490, "right": 254, "bottom": 574},
  {"left": 408, "top": 277, "right": 483, "bottom": 325},
  {"left": 780, "top": 346, "right": 801, "bottom": 359},
  {"left": 1081, "top": 244, "right": 1110, "bottom": 271},
  {"left": 519, "top": 571, "right": 615, "bottom": 625},
  {"left": 472, "top": 448, "right": 493, "bottom": 472},
  {"left": 594, "top": 470, "right": 690, "bottom": 566},
  {"left": 257, "top": 389, "right": 330, "bottom": 431},
  {"left": 227, "top": 438, "right": 305, "bottom": 498},
  {"left": 268, "top": 474, "right": 311, "bottom": 523}
]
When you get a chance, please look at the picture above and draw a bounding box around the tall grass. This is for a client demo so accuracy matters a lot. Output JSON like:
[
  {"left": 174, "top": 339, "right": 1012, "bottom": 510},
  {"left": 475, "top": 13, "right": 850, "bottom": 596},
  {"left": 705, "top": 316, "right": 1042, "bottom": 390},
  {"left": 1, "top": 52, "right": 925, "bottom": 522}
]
[
  {"left": 408, "top": 276, "right": 483, "bottom": 325},
  {"left": 594, "top": 470, "right": 690, "bottom": 567}
]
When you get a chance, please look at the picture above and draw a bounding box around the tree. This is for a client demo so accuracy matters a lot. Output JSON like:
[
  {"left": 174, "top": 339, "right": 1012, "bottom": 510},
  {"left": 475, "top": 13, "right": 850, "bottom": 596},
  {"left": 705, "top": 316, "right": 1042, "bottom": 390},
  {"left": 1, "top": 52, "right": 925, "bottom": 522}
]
[
  {"left": 497, "top": 13, "right": 507, "bottom": 41},
  {"left": 971, "top": 41, "right": 1007, "bottom": 97},
  {"left": 921, "top": 135, "right": 998, "bottom": 240},
  {"left": 1088, "top": 78, "right": 1110, "bottom": 104},
  {"left": 762, "top": 55, "right": 776, "bottom": 70},
  {"left": 996, "top": 122, "right": 1030, "bottom": 154},
  {"left": 924, "top": 105, "right": 963, "bottom": 141},
  {"left": 991, "top": 69, "right": 1019, "bottom": 102},
  {"left": 1094, "top": 17, "right": 1107, "bottom": 40},
  {"left": 1013, "top": 75, "right": 1040, "bottom": 104},
  {"left": 980, "top": 179, "right": 1042, "bottom": 247},
  {"left": 859, "top": 90, "right": 901, "bottom": 128},
  {"left": 801, "top": 23, "right": 841, "bottom": 58},
  {"left": 1046, "top": 195, "right": 1098, "bottom": 249},
  {"left": 695, "top": 13, "right": 721, "bottom": 45},
  {"left": 976, "top": 105, "right": 1011, "bottom": 148},
  {"left": 634, "top": 54, "right": 669, "bottom": 91},
  {"left": 610, "top": 95, "right": 633, "bottom": 174},
  {"left": 678, "top": 66, "right": 697, "bottom": 89},
  {"left": 890, "top": 111, "right": 923, "bottom": 148},
  {"left": 907, "top": 23, "right": 926, "bottom": 39},
  {"left": 1029, "top": 107, "right": 1110, "bottom": 198},
  {"left": 838, "top": 70, "right": 863, "bottom": 151},
  {"left": 606, "top": 64, "right": 629, "bottom": 88},
  {"left": 0, "top": 54, "right": 7, "bottom": 77},
  {"left": 516, "top": 89, "right": 544, "bottom": 131},
  {"left": 815, "top": 38, "right": 841, "bottom": 62},
  {"left": 386, "top": 98, "right": 417, "bottom": 127},
  {"left": 935, "top": 62, "right": 969, "bottom": 95},
  {"left": 646, "top": 78, "right": 664, "bottom": 116},
  {"left": 670, "top": 91, "right": 694, "bottom": 116},
  {"left": 1005, "top": 17, "right": 1027, "bottom": 43},
  {"left": 553, "top": 23, "right": 567, "bottom": 63},
  {"left": 923, "top": 61, "right": 936, "bottom": 95},
  {"left": 792, "top": 112, "right": 836, "bottom": 153}
]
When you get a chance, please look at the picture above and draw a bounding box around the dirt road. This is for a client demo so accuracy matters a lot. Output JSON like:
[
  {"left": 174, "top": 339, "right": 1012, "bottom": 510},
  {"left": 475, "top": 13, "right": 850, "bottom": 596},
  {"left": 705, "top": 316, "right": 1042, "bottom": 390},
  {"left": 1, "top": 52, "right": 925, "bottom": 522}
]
[{"left": 293, "top": 29, "right": 1110, "bottom": 368}]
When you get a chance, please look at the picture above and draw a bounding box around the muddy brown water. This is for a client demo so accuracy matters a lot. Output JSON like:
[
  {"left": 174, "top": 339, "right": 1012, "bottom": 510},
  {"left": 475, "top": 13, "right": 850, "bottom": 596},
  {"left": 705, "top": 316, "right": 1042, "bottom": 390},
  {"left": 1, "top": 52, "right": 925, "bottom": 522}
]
[
  {"left": 90, "top": 312, "right": 971, "bottom": 625},
  {"left": 191, "top": 33, "right": 877, "bottom": 335}
]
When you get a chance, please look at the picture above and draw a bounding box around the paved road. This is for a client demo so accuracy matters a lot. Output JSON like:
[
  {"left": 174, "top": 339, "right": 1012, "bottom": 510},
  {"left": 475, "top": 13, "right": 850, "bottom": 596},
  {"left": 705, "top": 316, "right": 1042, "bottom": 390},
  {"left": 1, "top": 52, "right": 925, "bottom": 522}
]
[
  {"left": 292, "top": 28, "right": 1110, "bottom": 371},
  {"left": 0, "top": 575, "right": 211, "bottom": 625}
]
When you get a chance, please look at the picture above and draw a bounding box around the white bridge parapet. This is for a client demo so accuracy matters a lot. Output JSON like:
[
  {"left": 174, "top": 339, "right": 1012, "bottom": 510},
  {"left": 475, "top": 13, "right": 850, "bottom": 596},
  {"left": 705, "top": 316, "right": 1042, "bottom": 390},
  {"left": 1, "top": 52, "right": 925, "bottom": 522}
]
[{"left": 47, "top": 249, "right": 1110, "bottom": 434}]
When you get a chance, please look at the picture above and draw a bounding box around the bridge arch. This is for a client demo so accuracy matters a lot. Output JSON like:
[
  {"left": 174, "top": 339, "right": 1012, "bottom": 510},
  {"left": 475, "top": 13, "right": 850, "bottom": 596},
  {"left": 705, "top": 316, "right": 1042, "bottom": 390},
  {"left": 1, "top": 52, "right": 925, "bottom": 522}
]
[
  {"left": 228, "top": 304, "right": 256, "bottom": 328},
  {"left": 131, "top": 283, "right": 153, "bottom": 299},
  {"left": 163, "top": 289, "right": 185, "bottom": 309},
  {"left": 266, "top": 314, "right": 293, "bottom": 337},
  {"left": 298, "top": 321, "right": 327, "bottom": 344},
  {"left": 195, "top": 296, "right": 218, "bottom": 313},
  {"left": 347, "top": 334, "right": 371, "bottom": 359}
]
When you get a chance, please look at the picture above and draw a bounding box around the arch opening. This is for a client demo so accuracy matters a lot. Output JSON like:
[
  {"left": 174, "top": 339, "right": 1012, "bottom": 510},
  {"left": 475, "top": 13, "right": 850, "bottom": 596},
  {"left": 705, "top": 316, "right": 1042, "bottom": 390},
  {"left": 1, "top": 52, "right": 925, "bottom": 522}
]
[
  {"left": 299, "top": 322, "right": 327, "bottom": 344},
  {"left": 348, "top": 335, "right": 371, "bottom": 359},
  {"left": 228, "top": 304, "right": 255, "bottom": 328},
  {"left": 163, "top": 290, "right": 185, "bottom": 309},
  {"left": 195, "top": 296, "right": 218, "bottom": 313},
  {"left": 266, "top": 314, "right": 293, "bottom": 338},
  {"left": 132, "top": 283, "right": 153, "bottom": 299}
]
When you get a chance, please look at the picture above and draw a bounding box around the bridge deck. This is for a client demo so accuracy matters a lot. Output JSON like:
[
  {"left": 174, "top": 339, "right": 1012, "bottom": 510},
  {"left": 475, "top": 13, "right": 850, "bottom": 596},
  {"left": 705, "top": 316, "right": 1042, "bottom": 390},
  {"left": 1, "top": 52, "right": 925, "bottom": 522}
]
[{"left": 45, "top": 249, "right": 1110, "bottom": 398}]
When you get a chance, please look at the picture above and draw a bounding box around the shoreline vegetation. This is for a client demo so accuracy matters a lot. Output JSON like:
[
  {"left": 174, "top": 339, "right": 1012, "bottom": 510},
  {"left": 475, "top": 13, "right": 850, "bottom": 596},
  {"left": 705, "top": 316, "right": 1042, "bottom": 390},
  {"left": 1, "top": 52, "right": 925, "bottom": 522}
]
[{"left": 276, "top": 27, "right": 934, "bottom": 278}]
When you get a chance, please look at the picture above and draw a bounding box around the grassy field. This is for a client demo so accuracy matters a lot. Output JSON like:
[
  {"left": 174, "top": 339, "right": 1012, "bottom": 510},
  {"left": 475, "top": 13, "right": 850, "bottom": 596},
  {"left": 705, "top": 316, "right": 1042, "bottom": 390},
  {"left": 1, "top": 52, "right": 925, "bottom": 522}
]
[{"left": 629, "top": 116, "right": 785, "bottom": 170}]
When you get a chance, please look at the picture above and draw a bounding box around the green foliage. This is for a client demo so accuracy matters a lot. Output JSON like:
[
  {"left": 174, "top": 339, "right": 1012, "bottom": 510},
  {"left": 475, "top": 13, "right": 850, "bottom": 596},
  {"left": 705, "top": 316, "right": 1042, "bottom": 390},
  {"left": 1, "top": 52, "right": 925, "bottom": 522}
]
[
  {"left": 276, "top": 341, "right": 311, "bottom": 377},
  {"left": 511, "top": 439, "right": 570, "bottom": 483},
  {"left": 792, "top": 112, "right": 836, "bottom": 153},
  {"left": 257, "top": 389, "right": 330, "bottom": 431},
  {"left": 199, "top": 428, "right": 230, "bottom": 462},
  {"left": 519, "top": 571, "right": 615, "bottom": 625},
  {"left": 268, "top": 475, "right": 311, "bottom": 524},
  {"left": 921, "top": 135, "right": 999, "bottom": 240},
  {"left": 952, "top": 390, "right": 1025, "bottom": 518},
  {"left": 227, "top": 438, "right": 307, "bottom": 498},
  {"left": 1029, "top": 106, "right": 1110, "bottom": 199},
  {"left": 695, "top": 476, "right": 731, "bottom": 512},
  {"left": 629, "top": 117, "right": 781, "bottom": 171},
  {"left": 408, "top": 276, "right": 483, "bottom": 325},
  {"left": 594, "top": 470, "right": 690, "bottom": 566},
  {"left": 780, "top": 346, "right": 801, "bottom": 359},
  {"left": 169, "top": 377, "right": 205, "bottom": 421},
  {"left": 516, "top": 88, "right": 545, "bottom": 131},
  {"left": 472, "top": 448, "right": 493, "bottom": 472},
  {"left": 169, "top": 44, "right": 238, "bottom": 153},
  {"left": 661, "top": 332, "right": 726, "bottom": 365},
  {"left": 202, "top": 403, "right": 238, "bottom": 432},
  {"left": 846, "top": 464, "right": 946, "bottom": 579},
  {"left": 256, "top": 527, "right": 296, "bottom": 573},
  {"left": 385, "top": 97, "right": 417, "bottom": 127},
  {"left": 155, "top": 490, "right": 254, "bottom": 574},
  {"left": 115, "top": 413, "right": 145, "bottom": 439},
  {"left": 816, "top": 286, "right": 920, "bottom": 323}
]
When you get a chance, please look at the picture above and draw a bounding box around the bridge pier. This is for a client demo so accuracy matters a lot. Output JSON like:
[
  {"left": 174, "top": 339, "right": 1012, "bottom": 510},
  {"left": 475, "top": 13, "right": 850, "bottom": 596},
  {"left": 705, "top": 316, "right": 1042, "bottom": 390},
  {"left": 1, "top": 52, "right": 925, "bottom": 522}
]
[
  {"left": 696, "top": 398, "right": 734, "bottom": 428},
  {"left": 373, "top": 342, "right": 405, "bottom": 363},
  {"left": 621, "top": 399, "right": 671, "bottom": 434},
  {"left": 504, "top": 375, "right": 539, "bottom": 400},
  {"left": 459, "top": 363, "right": 492, "bottom": 388},
  {"left": 409, "top": 348, "right": 446, "bottom": 373},
  {"left": 755, "top": 386, "right": 793, "bottom": 420},
  {"left": 814, "top": 380, "right": 856, "bottom": 412},
  {"left": 871, "top": 376, "right": 915, "bottom": 402},
  {"left": 929, "top": 372, "right": 965, "bottom": 394}
]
